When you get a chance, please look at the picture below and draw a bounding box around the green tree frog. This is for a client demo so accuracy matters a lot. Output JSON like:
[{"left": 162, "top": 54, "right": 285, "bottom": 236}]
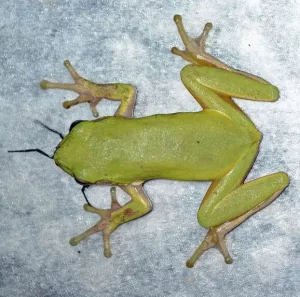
[{"left": 11, "top": 15, "right": 289, "bottom": 268}]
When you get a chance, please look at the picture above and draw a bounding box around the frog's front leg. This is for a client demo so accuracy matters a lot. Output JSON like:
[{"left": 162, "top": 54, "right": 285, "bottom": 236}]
[
  {"left": 41, "top": 60, "right": 136, "bottom": 118},
  {"left": 186, "top": 143, "right": 289, "bottom": 268},
  {"left": 69, "top": 185, "right": 152, "bottom": 257}
]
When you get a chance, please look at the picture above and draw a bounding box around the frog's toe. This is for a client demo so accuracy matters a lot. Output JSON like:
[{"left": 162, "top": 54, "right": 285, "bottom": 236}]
[
  {"left": 40, "top": 80, "right": 50, "bottom": 89},
  {"left": 69, "top": 237, "right": 80, "bottom": 246}
]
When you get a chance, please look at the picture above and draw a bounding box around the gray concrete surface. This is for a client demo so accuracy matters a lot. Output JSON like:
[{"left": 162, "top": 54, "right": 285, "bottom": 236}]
[{"left": 1, "top": 1, "right": 299, "bottom": 296}]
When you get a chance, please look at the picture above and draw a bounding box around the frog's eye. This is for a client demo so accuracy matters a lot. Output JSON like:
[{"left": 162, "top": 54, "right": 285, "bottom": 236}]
[{"left": 69, "top": 120, "right": 84, "bottom": 132}]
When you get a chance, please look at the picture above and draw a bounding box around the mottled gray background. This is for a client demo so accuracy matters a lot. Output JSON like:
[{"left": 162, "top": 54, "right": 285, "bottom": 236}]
[{"left": 1, "top": 1, "right": 300, "bottom": 296}]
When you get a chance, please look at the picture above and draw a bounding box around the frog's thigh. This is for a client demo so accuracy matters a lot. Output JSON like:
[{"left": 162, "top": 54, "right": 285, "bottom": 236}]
[
  {"left": 181, "top": 65, "right": 278, "bottom": 103},
  {"left": 198, "top": 171, "right": 289, "bottom": 229},
  {"left": 180, "top": 66, "right": 273, "bottom": 133},
  {"left": 109, "top": 184, "right": 152, "bottom": 232}
]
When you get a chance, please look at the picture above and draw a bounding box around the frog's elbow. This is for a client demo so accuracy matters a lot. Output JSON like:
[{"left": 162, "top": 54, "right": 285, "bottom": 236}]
[
  {"left": 248, "top": 128, "right": 262, "bottom": 146},
  {"left": 269, "top": 85, "right": 280, "bottom": 102},
  {"left": 254, "top": 129, "right": 263, "bottom": 144}
]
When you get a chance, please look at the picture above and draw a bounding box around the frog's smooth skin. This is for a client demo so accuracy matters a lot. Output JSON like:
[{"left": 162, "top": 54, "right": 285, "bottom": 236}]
[{"left": 37, "top": 16, "right": 289, "bottom": 267}]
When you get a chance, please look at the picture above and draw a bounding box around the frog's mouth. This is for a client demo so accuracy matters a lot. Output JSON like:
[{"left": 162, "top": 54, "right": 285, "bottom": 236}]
[
  {"left": 53, "top": 143, "right": 91, "bottom": 187},
  {"left": 53, "top": 154, "right": 73, "bottom": 176}
]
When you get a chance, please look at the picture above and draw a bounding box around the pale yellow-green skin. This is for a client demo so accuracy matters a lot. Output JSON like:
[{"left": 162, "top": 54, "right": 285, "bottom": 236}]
[{"left": 54, "top": 110, "right": 254, "bottom": 184}]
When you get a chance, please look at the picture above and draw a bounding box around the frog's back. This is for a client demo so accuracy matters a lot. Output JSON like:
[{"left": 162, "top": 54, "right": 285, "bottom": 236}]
[{"left": 54, "top": 110, "right": 255, "bottom": 184}]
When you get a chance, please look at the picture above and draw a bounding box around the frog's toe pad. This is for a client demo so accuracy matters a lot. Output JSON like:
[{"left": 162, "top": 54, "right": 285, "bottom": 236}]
[
  {"left": 225, "top": 256, "right": 233, "bottom": 264},
  {"left": 104, "top": 249, "right": 112, "bottom": 258},
  {"left": 69, "top": 237, "right": 80, "bottom": 246},
  {"left": 40, "top": 80, "right": 49, "bottom": 89}
]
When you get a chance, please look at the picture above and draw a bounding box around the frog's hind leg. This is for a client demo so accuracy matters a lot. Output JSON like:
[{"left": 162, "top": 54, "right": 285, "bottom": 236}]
[
  {"left": 186, "top": 143, "right": 289, "bottom": 267},
  {"left": 187, "top": 187, "right": 286, "bottom": 268},
  {"left": 41, "top": 60, "right": 136, "bottom": 118},
  {"left": 69, "top": 185, "right": 152, "bottom": 257},
  {"left": 180, "top": 60, "right": 279, "bottom": 139}
]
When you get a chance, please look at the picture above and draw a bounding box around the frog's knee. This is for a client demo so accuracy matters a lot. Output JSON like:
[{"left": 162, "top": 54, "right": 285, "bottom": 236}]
[
  {"left": 180, "top": 64, "right": 193, "bottom": 74},
  {"left": 276, "top": 171, "right": 290, "bottom": 187},
  {"left": 197, "top": 216, "right": 214, "bottom": 229},
  {"left": 180, "top": 64, "right": 198, "bottom": 82},
  {"left": 197, "top": 208, "right": 214, "bottom": 229}
]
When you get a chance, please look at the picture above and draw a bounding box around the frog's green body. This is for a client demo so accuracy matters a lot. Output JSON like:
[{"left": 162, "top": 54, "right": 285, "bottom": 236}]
[
  {"left": 55, "top": 110, "right": 257, "bottom": 184},
  {"left": 13, "top": 15, "right": 289, "bottom": 267}
]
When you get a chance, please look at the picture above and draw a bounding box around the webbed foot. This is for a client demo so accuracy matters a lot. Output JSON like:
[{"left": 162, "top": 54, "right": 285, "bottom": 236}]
[
  {"left": 172, "top": 15, "right": 267, "bottom": 82},
  {"left": 70, "top": 185, "right": 152, "bottom": 257},
  {"left": 186, "top": 225, "right": 233, "bottom": 268},
  {"left": 172, "top": 15, "right": 215, "bottom": 67},
  {"left": 41, "top": 60, "right": 104, "bottom": 117},
  {"left": 69, "top": 187, "right": 121, "bottom": 257},
  {"left": 41, "top": 60, "right": 136, "bottom": 118}
]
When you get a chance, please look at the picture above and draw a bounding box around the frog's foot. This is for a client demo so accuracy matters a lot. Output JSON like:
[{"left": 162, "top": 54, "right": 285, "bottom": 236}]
[
  {"left": 69, "top": 187, "right": 121, "bottom": 257},
  {"left": 41, "top": 60, "right": 110, "bottom": 117},
  {"left": 186, "top": 190, "right": 283, "bottom": 268},
  {"left": 172, "top": 15, "right": 217, "bottom": 67},
  {"left": 41, "top": 60, "right": 137, "bottom": 118},
  {"left": 70, "top": 185, "right": 152, "bottom": 257},
  {"left": 172, "top": 15, "right": 267, "bottom": 82},
  {"left": 172, "top": 14, "right": 237, "bottom": 71},
  {"left": 186, "top": 224, "right": 233, "bottom": 268}
]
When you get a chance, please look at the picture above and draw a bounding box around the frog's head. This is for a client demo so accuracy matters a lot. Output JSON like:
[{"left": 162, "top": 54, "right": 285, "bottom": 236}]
[
  {"left": 53, "top": 120, "right": 92, "bottom": 184},
  {"left": 53, "top": 120, "right": 84, "bottom": 176}
]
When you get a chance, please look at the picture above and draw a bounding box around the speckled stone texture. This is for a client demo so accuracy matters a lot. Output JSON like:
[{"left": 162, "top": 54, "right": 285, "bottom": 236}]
[{"left": 1, "top": 1, "right": 300, "bottom": 296}]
